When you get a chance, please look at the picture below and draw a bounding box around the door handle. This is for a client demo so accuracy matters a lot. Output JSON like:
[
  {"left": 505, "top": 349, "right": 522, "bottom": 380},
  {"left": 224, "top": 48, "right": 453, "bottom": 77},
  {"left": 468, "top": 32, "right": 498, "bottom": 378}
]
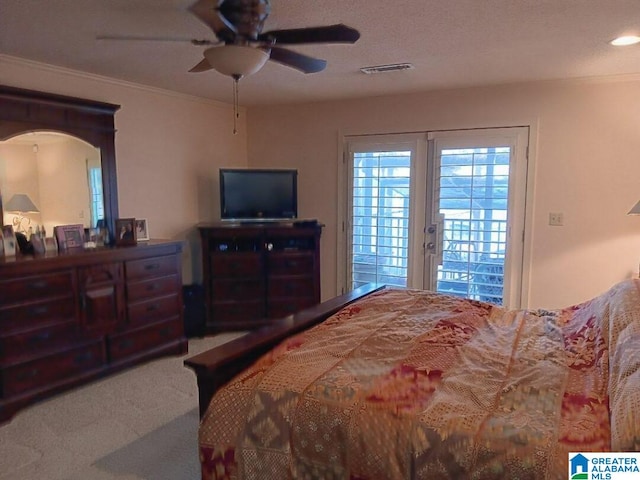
[{"left": 427, "top": 213, "right": 445, "bottom": 265}]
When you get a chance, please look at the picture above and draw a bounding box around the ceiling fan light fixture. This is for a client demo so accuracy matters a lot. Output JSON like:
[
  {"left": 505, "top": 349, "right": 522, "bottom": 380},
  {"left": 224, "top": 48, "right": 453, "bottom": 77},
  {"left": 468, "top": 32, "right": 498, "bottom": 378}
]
[
  {"left": 610, "top": 35, "right": 640, "bottom": 46},
  {"left": 203, "top": 45, "right": 269, "bottom": 77}
]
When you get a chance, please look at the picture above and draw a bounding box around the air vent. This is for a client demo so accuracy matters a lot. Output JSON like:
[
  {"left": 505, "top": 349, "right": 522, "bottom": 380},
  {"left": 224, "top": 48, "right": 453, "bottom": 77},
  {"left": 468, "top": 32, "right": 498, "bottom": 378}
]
[{"left": 360, "top": 63, "right": 415, "bottom": 74}]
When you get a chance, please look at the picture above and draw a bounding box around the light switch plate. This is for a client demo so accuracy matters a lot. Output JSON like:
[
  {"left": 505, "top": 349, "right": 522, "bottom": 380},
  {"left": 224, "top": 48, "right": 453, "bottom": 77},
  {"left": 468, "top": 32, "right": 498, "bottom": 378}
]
[{"left": 549, "top": 212, "right": 564, "bottom": 226}]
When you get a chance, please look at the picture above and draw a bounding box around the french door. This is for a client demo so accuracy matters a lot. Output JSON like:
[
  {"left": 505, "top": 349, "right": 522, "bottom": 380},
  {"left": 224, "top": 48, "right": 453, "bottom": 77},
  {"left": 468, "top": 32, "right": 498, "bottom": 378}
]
[{"left": 342, "top": 127, "right": 529, "bottom": 308}]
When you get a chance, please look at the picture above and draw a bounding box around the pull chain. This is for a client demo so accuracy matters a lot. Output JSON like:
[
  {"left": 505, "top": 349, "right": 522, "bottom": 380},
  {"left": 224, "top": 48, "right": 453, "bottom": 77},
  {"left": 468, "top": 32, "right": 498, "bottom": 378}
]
[{"left": 232, "top": 74, "right": 241, "bottom": 135}]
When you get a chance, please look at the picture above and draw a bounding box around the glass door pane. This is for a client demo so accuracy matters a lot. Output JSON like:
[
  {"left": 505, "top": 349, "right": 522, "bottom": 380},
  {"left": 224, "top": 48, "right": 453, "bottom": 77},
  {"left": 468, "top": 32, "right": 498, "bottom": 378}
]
[
  {"left": 351, "top": 150, "right": 411, "bottom": 289},
  {"left": 426, "top": 127, "right": 529, "bottom": 308},
  {"left": 436, "top": 147, "right": 509, "bottom": 304}
]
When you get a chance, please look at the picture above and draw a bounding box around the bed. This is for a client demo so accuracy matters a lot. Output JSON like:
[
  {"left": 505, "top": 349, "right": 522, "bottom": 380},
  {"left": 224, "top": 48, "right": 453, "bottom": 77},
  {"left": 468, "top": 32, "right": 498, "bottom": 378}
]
[{"left": 184, "top": 280, "right": 640, "bottom": 479}]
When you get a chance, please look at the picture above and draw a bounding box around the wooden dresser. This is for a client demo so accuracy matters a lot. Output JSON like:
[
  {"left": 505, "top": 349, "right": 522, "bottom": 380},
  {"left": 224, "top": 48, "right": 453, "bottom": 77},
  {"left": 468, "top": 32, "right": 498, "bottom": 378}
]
[
  {"left": 199, "top": 223, "right": 321, "bottom": 332},
  {"left": 0, "top": 240, "right": 186, "bottom": 422}
]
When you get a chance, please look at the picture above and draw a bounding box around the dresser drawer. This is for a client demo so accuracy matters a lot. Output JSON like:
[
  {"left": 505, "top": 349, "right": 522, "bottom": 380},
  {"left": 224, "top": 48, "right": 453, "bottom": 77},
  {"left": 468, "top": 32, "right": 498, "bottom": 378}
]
[
  {"left": 127, "top": 294, "right": 180, "bottom": 325},
  {"left": 211, "top": 253, "right": 262, "bottom": 278},
  {"left": 127, "top": 274, "right": 180, "bottom": 303},
  {"left": 0, "top": 321, "right": 78, "bottom": 363},
  {"left": 1, "top": 340, "right": 105, "bottom": 397},
  {"left": 211, "top": 300, "right": 264, "bottom": 323},
  {"left": 211, "top": 278, "right": 264, "bottom": 300},
  {"left": 267, "top": 276, "right": 315, "bottom": 298},
  {"left": 125, "top": 255, "right": 177, "bottom": 281},
  {"left": 79, "top": 262, "right": 122, "bottom": 287},
  {"left": 267, "top": 297, "right": 316, "bottom": 319},
  {"left": 108, "top": 317, "right": 183, "bottom": 363},
  {"left": 0, "top": 297, "right": 76, "bottom": 334},
  {"left": 267, "top": 253, "right": 314, "bottom": 275},
  {"left": 0, "top": 271, "right": 74, "bottom": 306}
]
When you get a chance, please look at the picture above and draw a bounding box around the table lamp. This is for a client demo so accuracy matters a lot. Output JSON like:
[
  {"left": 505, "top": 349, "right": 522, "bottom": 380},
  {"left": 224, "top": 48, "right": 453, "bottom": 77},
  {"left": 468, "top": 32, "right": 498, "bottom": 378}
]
[{"left": 4, "top": 193, "right": 40, "bottom": 234}]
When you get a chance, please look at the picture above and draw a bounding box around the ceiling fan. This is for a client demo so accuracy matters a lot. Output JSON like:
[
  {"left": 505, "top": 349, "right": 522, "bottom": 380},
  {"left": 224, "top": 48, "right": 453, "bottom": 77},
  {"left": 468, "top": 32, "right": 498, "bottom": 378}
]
[
  {"left": 187, "top": 0, "right": 360, "bottom": 77},
  {"left": 99, "top": 0, "right": 360, "bottom": 132},
  {"left": 100, "top": 0, "right": 360, "bottom": 77}
]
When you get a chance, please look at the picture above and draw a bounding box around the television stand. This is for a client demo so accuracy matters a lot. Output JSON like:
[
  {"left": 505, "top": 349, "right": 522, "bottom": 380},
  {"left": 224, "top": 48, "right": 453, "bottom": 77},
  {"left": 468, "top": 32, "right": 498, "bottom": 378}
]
[{"left": 198, "top": 222, "right": 322, "bottom": 332}]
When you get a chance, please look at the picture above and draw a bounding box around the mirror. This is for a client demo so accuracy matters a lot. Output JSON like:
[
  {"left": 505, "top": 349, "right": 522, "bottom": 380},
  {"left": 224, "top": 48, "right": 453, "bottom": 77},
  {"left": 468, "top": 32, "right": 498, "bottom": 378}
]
[
  {"left": 0, "top": 85, "right": 119, "bottom": 244},
  {"left": 0, "top": 132, "right": 104, "bottom": 236}
]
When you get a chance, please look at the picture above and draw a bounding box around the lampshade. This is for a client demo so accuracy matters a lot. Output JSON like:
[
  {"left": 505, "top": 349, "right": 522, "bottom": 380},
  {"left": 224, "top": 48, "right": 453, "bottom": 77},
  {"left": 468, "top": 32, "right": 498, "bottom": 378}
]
[
  {"left": 203, "top": 45, "right": 269, "bottom": 77},
  {"left": 4, "top": 193, "right": 39, "bottom": 213},
  {"left": 628, "top": 200, "right": 640, "bottom": 215}
]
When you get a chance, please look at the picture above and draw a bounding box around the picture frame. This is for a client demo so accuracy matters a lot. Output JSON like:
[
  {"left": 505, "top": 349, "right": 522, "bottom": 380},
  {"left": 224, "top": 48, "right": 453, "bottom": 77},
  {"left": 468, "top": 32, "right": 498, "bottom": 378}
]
[
  {"left": 2, "top": 225, "right": 17, "bottom": 256},
  {"left": 31, "top": 234, "right": 45, "bottom": 254},
  {"left": 44, "top": 236, "right": 58, "bottom": 254},
  {"left": 54, "top": 224, "right": 85, "bottom": 250},
  {"left": 135, "top": 218, "right": 149, "bottom": 242},
  {"left": 115, "top": 218, "right": 137, "bottom": 246}
]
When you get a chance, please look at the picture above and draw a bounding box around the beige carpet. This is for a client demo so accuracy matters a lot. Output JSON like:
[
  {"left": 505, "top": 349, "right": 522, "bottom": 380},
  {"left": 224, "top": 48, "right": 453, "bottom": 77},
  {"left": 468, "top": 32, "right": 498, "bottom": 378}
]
[{"left": 0, "top": 333, "right": 245, "bottom": 480}]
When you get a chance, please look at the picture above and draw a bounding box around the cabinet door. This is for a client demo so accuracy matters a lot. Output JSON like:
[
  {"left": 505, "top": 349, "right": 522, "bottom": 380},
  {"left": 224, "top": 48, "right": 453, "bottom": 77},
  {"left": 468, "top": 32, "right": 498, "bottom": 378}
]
[{"left": 79, "top": 263, "right": 124, "bottom": 334}]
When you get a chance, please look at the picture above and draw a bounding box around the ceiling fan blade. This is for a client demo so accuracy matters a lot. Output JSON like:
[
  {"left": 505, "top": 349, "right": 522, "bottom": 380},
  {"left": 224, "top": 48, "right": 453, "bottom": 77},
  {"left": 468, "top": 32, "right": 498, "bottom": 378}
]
[
  {"left": 96, "top": 35, "right": 217, "bottom": 45},
  {"left": 189, "top": 58, "right": 213, "bottom": 73},
  {"left": 266, "top": 46, "right": 327, "bottom": 74},
  {"left": 258, "top": 24, "right": 360, "bottom": 45},
  {"left": 189, "top": 0, "right": 236, "bottom": 40}
]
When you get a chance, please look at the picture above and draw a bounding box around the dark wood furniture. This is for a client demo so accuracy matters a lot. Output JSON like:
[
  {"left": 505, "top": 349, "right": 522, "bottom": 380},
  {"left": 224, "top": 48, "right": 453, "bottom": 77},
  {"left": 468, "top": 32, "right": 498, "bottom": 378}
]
[
  {"left": 0, "top": 241, "right": 187, "bottom": 422},
  {"left": 184, "top": 283, "right": 384, "bottom": 417},
  {"left": 0, "top": 85, "right": 119, "bottom": 238},
  {"left": 199, "top": 223, "right": 322, "bottom": 332}
]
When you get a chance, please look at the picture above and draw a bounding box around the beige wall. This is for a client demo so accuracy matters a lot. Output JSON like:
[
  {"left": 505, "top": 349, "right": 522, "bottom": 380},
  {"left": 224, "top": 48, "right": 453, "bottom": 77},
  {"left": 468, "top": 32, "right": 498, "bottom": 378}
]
[
  {"left": 1, "top": 137, "right": 103, "bottom": 233},
  {"left": 246, "top": 76, "right": 640, "bottom": 309},
  {"left": 0, "top": 56, "right": 248, "bottom": 283},
  {"left": 0, "top": 143, "right": 40, "bottom": 229},
  {"left": 3, "top": 55, "right": 640, "bottom": 308}
]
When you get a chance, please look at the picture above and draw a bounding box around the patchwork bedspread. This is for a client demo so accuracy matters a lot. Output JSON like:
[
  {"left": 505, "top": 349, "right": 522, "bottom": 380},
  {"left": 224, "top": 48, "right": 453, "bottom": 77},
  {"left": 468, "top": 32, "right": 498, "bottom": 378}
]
[{"left": 199, "top": 280, "right": 640, "bottom": 479}]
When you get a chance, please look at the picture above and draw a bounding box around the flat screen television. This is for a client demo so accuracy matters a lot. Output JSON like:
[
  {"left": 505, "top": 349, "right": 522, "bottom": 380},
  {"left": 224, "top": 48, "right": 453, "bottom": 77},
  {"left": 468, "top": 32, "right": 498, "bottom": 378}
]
[{"left": 220, "top": 168, "right": 298, "bottom": 221}]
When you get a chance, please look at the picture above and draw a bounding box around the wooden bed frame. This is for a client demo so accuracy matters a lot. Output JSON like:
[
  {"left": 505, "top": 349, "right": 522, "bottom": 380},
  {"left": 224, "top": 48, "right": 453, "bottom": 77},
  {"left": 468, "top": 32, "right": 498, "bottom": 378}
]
[{"left": 184, "top": 283, "right": 385, "bottom": 417}]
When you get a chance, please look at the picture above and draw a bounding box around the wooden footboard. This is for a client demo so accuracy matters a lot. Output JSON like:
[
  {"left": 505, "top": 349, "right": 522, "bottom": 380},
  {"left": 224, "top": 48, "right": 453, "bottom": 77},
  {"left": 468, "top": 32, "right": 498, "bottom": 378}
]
[{"left": 184, "top": 283, "right": 385, "bottom": 417}]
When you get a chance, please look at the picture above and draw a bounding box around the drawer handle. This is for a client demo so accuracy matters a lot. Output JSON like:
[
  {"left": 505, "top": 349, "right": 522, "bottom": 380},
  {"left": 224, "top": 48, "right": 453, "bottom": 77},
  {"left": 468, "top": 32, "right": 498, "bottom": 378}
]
[
  {"left": 16, "top": 368, "right": 39, "bottom": 381},
  {"left": 159, "top": 326, "right": 172, "bottom": 337},
  {"left": 74, "top": 351, "right": 94, "bottom": 364},
  {"left": 144, "top": 263, "right": 161, "bottom": 271},
  {"left": 146, "top": 303, "right": 160, "bottom": 312},
  {"left": 30, "top": 331, "right": 52, "bottom": 343},
  {"left": 286, "top": 261, "right": 299, "bottom": 268},
  {"left": 145, "top": 283, "right": 159, "bottom": 292},
  {"left": 119, "top": 339, "right": 134, "bottom": 350},
  {"left": 31, "top": 280, "right": 49, "bottom": 290},
  {"left": 30, "top": 305, "right": 49, "bottom": 316}
]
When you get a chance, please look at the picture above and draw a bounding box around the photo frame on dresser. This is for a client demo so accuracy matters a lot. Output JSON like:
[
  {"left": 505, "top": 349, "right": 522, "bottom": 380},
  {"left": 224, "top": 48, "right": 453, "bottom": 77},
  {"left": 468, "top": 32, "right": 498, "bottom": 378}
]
[
  {"left": 45, "top": 236, "right": 58, "bottom": 253},
  {"left": 31, "top": 234, "right": 45, "bottom": 254},
  {"left": 135, "top": 218, "right": 149, "bottom": 242},
  {"left": 54, "top": 224, "right": 85, "bottom": 250},
  {"left": 1, "top": 225, "right": 16, "bottom": 256},
  {"left": 32, "top": 235, "right": 59, "bottom": 255},
  {"left": 115, "top": 218, "right": 137, "bottom": 246}
]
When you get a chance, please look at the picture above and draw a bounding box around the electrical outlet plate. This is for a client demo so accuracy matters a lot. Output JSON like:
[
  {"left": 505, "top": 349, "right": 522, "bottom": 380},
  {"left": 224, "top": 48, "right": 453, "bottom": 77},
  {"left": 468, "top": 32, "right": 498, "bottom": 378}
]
[{"left": 549, "top": 212, "right": 564, "bottom": 226}]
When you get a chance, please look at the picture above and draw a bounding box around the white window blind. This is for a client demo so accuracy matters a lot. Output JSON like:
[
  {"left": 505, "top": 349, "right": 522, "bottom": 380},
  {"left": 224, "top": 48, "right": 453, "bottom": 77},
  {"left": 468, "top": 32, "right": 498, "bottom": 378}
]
[
  {"left": 89, "top": 167, "right": 104, "bottom": 228},
  {"left": 436, "top": 147, "right": 509, "bottom": 304},
  {"left": 351, "top": 151, "right": 411, "bottom": 289}
]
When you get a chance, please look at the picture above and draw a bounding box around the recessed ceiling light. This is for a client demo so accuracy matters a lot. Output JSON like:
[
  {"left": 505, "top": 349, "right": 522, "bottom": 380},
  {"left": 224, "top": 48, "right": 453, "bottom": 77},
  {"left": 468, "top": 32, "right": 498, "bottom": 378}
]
[{"left": 610, "top": 35, "right": 640, "bottom": 46}]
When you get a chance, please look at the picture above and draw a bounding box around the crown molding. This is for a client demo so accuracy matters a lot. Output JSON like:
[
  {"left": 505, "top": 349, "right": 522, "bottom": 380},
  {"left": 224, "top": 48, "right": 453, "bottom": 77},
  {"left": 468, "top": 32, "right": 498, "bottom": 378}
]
[{"left": 0, "top": 54, "right": 235, "bottom": 110}]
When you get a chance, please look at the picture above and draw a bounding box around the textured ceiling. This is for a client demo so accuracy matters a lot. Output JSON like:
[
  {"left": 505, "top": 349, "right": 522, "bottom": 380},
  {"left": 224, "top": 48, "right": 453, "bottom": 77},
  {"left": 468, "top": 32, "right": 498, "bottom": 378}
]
[{"left": 1, "top": 0, "right": 640, "bottom": 106}]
